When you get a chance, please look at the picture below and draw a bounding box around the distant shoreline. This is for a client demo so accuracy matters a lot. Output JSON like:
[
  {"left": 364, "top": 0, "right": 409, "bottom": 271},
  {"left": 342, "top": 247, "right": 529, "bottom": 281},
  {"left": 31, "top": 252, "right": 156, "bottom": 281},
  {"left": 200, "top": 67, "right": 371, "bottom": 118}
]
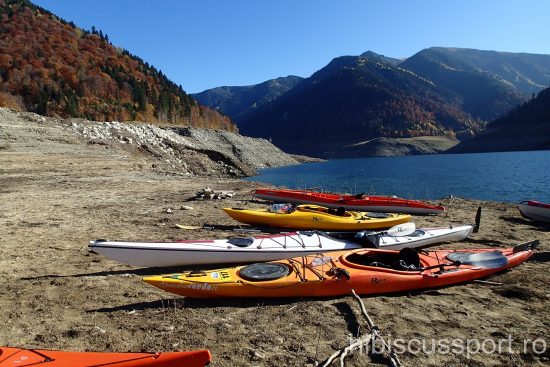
[{"left": 243, "top": 150, "right": 550, "bottom": 204}]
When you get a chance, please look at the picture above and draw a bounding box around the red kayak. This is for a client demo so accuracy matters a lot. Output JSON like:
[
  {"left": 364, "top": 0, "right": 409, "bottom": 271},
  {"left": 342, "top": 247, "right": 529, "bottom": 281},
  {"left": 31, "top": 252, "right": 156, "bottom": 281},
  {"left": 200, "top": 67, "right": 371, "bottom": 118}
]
[
  {"left": 253, "top": 188, "right": 445, "bottom": 215},
  {"left": 0, "top": 347, "right": 211, "bottom": 367}
]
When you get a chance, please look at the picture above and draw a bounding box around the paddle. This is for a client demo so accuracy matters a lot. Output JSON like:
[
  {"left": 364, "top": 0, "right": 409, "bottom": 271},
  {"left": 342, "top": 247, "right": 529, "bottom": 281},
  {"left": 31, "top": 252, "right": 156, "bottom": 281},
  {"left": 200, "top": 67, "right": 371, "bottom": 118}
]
[
  {"left": 355, "top": 222, "right": 417, "bottom": 239},
  {"left": 316, "top": 222, "right": 417, "bottom": 242},
  {"left": 385, "top": 222, "right": 417, "bottom": 237},
  {"left": 420, "top": 247, "right": 522, "bottom": 271}
]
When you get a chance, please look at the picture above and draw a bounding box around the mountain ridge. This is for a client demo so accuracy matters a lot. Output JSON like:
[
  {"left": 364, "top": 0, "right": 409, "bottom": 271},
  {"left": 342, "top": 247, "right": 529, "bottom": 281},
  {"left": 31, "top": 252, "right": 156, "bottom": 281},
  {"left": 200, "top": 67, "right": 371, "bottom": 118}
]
[
  {"left": 192, "top": 75, "right": 303, "bottom": 123},
  {"left": 237, "top": 55, "right": 478, "bottom": 157},
  {"left": 196, "top": 47, "right": 550, "bottom": 157}
]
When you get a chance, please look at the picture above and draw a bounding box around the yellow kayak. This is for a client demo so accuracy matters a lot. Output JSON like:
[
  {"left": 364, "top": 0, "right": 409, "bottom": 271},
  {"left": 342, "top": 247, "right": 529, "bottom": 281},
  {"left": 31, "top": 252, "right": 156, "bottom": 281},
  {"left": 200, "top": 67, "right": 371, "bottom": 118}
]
[{"left": 223, "top": 204, "right": 411, "bottom": 231}]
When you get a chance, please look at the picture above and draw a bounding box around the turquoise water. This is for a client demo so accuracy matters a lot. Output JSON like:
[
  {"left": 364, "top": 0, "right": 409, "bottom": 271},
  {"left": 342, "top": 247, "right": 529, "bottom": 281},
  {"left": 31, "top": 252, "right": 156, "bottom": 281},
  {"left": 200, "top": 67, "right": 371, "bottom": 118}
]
[{"left": 244, "top": 151, "right": 550, "bottom": 203}]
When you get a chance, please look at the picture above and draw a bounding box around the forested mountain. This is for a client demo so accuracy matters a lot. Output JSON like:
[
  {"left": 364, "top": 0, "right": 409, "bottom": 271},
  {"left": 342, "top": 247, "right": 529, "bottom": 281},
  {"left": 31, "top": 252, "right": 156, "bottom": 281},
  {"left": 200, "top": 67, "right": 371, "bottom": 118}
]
[
  {"left": 192, "top": 76, "right": 303, "bottom": 123},
  {"left": 195, "top": 47, "right": 550, "bottom": 157},
  {"left": 400, "top": 48, "right": 532, "bottom": 121},
  {"left": 0, "top": 0, "right": 235, "bottom": 130},
  {"left": 449, "top": 87, "right": 550, "bottom": 153},
  {"left": 238, "top": 55, "right": 480, "bottom": 156},
  {"left": 403, "top": 47, "right": 550, "bottom": 95}
]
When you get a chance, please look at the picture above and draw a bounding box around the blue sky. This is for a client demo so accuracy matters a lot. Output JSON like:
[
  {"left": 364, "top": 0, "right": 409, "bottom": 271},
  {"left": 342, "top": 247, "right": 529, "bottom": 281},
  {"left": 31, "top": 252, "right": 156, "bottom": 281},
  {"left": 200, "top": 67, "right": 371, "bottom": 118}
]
[{"left": 33, "top": 0, "right": 550, "bottom": 94}]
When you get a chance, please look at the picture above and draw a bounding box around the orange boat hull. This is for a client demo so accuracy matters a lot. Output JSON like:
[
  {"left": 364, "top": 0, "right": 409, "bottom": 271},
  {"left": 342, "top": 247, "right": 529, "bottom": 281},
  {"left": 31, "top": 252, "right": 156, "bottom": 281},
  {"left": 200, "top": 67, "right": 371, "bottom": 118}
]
[
  {"left": 0, "top": 347, "right": 212, "bottom": 367},
  {"left": 144, "top": 247, "right": 533, "bottom": 298}
]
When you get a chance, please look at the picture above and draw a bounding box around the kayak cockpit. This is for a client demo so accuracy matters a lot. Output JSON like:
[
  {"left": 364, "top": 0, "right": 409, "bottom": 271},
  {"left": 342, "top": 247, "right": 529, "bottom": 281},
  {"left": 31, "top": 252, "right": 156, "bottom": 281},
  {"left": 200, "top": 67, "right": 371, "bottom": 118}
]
[
  {"left": 340, "top": 248, "right": 425, "bottom": 271},
  {"left": 298, "top": 205, "right": 351, "bottom": 217}
]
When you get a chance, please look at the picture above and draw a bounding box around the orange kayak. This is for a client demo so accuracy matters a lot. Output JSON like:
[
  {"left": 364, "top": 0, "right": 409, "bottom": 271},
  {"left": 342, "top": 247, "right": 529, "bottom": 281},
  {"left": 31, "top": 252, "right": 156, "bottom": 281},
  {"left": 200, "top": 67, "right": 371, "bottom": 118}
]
[
  {"left": 144, "top": 241, "right": 537, "bottom": 299},
  {"left": 0, "top": 347, "right": 211, "bottom": 367}
]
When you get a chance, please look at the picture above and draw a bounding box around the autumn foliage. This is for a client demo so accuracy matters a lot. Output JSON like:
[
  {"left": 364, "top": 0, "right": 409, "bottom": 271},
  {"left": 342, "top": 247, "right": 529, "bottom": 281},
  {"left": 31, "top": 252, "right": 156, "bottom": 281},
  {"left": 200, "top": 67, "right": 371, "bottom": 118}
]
[{"left": 0, "top": 0, "right": 236, "bottom": 131}]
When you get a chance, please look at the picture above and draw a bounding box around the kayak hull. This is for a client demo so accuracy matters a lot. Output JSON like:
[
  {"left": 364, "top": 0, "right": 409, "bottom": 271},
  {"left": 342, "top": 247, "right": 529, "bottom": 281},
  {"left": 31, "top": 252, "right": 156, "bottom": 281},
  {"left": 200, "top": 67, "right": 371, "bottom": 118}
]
[
  {"left": 143, "top": 246, "right": 533, "bottom": 298},
  {"left": 89, "top": 224, "right": 473, "bottom": 268},
  {"left": 89, "top": 232, "right": 363, "bottom": 267},
  {"left": 253, "top": 188, "right": 445, "bottom": 215},
  {"left": 519, "top": 201, "right": 550, "bottom": 223},
  {"left": 0, "top": 347, "right": 211, "bottom": 367},
  {"left": 223, "top": 205, "right": 411, "bottom": 231}
]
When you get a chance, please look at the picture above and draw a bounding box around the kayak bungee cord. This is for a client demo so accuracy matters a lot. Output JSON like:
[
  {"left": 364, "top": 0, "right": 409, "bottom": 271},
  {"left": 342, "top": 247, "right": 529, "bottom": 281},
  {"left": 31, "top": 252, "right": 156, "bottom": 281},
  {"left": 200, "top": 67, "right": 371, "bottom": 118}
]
[{"left": 0, "top": 348, "right": 163, "bottom": 366}]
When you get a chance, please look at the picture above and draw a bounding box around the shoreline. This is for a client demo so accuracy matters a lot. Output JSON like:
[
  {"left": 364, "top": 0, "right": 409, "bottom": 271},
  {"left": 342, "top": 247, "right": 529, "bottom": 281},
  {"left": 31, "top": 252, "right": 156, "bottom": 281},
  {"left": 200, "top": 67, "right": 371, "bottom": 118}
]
[
  {"left": 242, "top": 151, "right": 550, "bottom": 205},
  {"left": 1, "top": 145, "right": 549, "bottom": 366},
  {"left": 1, "top": 113, "right": 549, "bottom": 366}
]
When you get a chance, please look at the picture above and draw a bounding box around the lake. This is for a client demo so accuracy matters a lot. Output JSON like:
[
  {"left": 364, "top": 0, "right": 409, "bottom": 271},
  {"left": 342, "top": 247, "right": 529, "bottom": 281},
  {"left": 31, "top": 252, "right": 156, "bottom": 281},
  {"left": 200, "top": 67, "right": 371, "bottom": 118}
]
[{"left": 244, "top": 151, "right": 550, "bottom": 203}]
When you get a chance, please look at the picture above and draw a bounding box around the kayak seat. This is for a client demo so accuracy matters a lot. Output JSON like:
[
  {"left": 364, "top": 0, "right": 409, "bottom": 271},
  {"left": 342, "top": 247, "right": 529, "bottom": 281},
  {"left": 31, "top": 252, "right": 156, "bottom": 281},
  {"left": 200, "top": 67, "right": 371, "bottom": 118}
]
[
  {"left": 398, "top": 247, "right": 420, "bottom": 270},
  {"left": 326, "top": 207, "right": 346, "bottom": 216}
]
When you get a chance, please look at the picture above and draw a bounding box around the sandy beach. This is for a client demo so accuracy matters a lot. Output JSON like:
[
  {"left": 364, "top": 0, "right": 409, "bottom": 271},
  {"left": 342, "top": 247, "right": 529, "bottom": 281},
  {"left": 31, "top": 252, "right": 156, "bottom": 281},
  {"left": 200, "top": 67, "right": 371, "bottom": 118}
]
[{"left": 1, "top": 116, "right": 549, "bottom": 366}]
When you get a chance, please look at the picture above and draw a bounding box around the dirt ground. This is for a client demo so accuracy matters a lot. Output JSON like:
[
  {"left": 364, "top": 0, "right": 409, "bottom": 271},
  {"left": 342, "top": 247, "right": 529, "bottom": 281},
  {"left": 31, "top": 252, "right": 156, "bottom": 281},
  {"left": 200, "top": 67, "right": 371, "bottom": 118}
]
[{"left": 1, "top": 125, "right": 549, "bottom": 367}]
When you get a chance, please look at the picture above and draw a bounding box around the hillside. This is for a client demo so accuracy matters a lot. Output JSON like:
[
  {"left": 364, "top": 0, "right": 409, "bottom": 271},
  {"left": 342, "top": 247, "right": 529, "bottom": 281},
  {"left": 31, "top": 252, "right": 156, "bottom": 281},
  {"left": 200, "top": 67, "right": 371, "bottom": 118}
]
[
  {"left": 449, "top": 87, "right": 550, "bottom": 153},
  {"left": 405, "top": 47, "right": 550, "bottom": 95},
  {"left": 0, "top": 0, "right": 235, "bottom": 130},
  {"left": 401, "top": 47, "right": 531, "bottom": 121},
  {"left": 194, "top": 47, "right": 550, "bottom": 158},
  {"left": 192, "top": 75, "right": 303, "bottom": 123},
  {"left": 238, "top": 55, "right": 479, "bottom": 157},
  {"left": 327, "top": 136, "right": 459, "bottom": 158}
]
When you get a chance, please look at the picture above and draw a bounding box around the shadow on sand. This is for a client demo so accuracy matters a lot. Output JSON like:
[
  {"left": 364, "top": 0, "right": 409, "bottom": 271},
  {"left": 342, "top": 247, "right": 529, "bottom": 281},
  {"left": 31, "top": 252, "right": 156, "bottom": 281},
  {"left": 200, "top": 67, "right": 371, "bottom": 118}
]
[
  {"left": 19, "top": 264, "right": 229, "bottom": 281},
  {"left": 500, "top": 215, "right": 550, "bottom": 231},
  {"left": 531, "top": 251, "right": 550, "bottom": 263},
  {"left": 87, "top": 296, "right": 306, "bottom": 313},
  {"left": 87, "top": 286, "right": 456, "bottom": 314}
]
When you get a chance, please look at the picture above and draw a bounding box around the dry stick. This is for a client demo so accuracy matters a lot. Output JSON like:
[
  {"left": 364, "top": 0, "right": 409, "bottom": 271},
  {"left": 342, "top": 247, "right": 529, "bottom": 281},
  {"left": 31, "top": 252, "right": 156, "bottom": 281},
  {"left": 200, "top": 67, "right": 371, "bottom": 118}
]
[
  {"left": 351, "top": 289, "right": 403, "bottom": 367},
  {"left": 339, "top": 336, "right": 372, "bottom": 367},
  {"left": 318, "top": 290, "right": 404, "bottom": 367},
  {"left": 320, "top": 335, "right": 372, "bottom": 367}
]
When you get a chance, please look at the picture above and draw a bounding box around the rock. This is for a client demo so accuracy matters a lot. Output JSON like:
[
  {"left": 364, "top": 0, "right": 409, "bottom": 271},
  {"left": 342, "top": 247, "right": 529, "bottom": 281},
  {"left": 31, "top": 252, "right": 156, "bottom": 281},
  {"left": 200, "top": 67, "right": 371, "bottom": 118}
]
[
  {"left": 252, "top": 351, "right": 265, "bottom": 360},
  {"left": 195, "top": 187, "right": 236, "bottom": 200}
]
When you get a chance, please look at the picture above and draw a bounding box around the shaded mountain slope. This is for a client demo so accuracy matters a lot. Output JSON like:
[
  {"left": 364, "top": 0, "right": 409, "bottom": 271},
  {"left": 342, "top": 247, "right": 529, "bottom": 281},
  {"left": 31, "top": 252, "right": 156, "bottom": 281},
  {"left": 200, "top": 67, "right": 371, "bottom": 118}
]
[
  {"left": 401, "top": 47, "right": 531, "bottom": 120},
  {"left": 238, "top": 55, "right": 478, "bottom": 157},
  {"left": 448, "top": 87, "right": 550, "bottom": 153},
  {"left": 192, "top": 75, "right": 303, "bottom": 123}
]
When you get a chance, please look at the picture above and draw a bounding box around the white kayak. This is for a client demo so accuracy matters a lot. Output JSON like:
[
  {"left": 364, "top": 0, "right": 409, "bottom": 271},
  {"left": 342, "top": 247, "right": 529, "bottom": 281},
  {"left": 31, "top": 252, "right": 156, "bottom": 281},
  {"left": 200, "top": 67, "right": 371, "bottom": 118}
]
[
  {"left": 88, "top": 224, "right": 474, "bottom": 267},
  {"left": 361, "top": 224, "right": 474, "bottom": 251},
  {"left": 518, "top": 200, "right": 550, "bottom": 223}
]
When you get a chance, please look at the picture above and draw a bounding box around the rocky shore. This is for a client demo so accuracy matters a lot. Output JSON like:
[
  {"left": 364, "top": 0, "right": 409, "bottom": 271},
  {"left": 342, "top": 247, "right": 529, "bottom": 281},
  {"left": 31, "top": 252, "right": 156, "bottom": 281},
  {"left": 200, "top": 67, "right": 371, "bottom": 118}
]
[
  {"left": 1, "top": 110, "right": 548, "bottom": 366},
  {"left": 0, "top": 108, "right": 304, "bottom": 178}
]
